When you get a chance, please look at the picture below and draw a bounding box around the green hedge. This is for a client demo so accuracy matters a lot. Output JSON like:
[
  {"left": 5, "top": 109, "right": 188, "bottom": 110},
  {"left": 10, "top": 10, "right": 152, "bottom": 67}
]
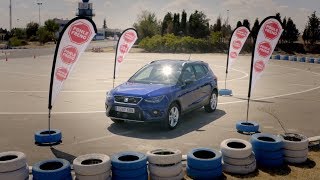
[{"left": 139, "top": 33, "right": 229, "bottom": 53}]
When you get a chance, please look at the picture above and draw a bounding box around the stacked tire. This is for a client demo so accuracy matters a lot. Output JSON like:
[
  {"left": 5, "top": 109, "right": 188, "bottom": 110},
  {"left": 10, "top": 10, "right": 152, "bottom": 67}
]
[
  {"left": 147, "top": 149, "right": 183, "bottom": 180},
  {"left": 220, "top": 139, "right": 256, "bottom": 175},
  {"left": 187, "top": 148, "right": 222, "bottom": 179},
  {"left": 32, "top": 158, "right": 72, "bottom": 180},
  {"left": 73, "top": 153, "right": 111, "bottom": 180},
  {"left": 279, "top": 133, "right": 309, "bottom": 164},
  {"left": 251, "top": 133, "right": 284, "bottom": 168},
  {"left": 111, "top": 151, "right": 147, "bottom": 180},
  {"left": 0, "top": 151, "right": 29, "bottom": 180}
]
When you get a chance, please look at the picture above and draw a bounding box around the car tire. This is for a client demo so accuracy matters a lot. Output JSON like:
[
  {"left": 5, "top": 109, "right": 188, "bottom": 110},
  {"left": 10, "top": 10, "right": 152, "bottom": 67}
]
[
  {"left": 165, "top": 103, "right": 180, "bottom": 130},
  {"left": 220, "top": 138, "right": 252, "bottom": 159},
  {"left": 204, "top": 90, "right": 218, "bottom": 113},
  {"left": 34, "top": 129, "right": 62, "bottom": 144},
  {"left": 148, "top": 162, "right": 182, "bottom": 178},
  {"left": 253, "top": 149, "right": 283, "bottom": 160},
  {"left": 150, "top": 170, "right": 184, "bottom": 180},
  {"left": 279, "top": 133, "right": 309, "bottom": 151},
  {"left": 284, "top": 156, "right": 308, "bottom": 164},
  {"left": 187, "top": 148, "right": 222, "bottom": 170},
  {"left": 186, "top": 165, "right": 222, "bottom": 179},
  {"left": 222, "top": 153, "right": 256, "bottom": 166},
  {"left": 73, "top": 153, "right": 111, "bottom": 176},
  {"left": 32, "top": 159, "right": 71, "bottom": 180},
  {"left": 250, "top": 133, "right": 283, "bottom": 151},
  {"left": 223, "top": 160, "right": 256, "bottom": 175},
  {"left": 236, "top": 121, "right": 259, "bottom": 133},
  {"left": 111, "top": 151, "right": 147, "bottom": 170},
  {"left": 0, "top": 165, "right": 29, "bottom": 180},
  {"left": 0, "top": 151, "right": 27, "bottom": 173},
  {"left": 146, "top": 149, "right": 182, "bottom": 165},
  {"left": 283, "top": 148, "right": 308, "bottom": 158},
  {"left": 112, "top": 166, "right": 147, "bottom": 178},
  {"left": 110, "top": 118, "right": 124, "bottom": 124},
  {"left": 75, "top": 170, "right": 111, "bottom": 180}
]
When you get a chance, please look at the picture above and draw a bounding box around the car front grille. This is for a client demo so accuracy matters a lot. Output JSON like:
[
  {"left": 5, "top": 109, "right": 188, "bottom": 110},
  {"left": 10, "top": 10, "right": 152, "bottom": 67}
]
[
  {"left": 108, "top": 107, "right": 143, "bottom": 121},
  {"left": 114, "top": 96, "right": 142, "bottom": 104}
]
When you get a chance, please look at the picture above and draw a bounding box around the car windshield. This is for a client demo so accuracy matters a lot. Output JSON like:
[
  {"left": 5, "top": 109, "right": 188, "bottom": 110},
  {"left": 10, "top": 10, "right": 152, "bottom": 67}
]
[{"left": 128, "top": 62, "right": 183, "bottom": 85}]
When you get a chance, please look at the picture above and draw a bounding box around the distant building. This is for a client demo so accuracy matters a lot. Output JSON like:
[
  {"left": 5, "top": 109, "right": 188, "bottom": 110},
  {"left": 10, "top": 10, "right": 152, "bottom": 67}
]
[
  {"left": 76, "top": 0, "right": 95, "bottom": 19},
  {"left": 53, "top": 18, "right": 70, "bottom": 38}
]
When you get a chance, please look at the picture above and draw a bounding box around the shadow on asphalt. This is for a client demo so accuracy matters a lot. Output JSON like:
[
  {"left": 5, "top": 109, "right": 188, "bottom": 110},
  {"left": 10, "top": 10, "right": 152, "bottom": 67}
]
[
  {"left": 259, "top": 164, "right": 291, "bottom": 176},
  {"left": 50, "top": 147, "right": 77, "bottom": 164},
  {"left": 232, "top": 96, "right": 274, "bottom": 103},
  {"left": 225, "top": 168, "right": 260, "bottom": 178},
  {"left": 107, "top": 108, "right": 226, "bottom": 139}
]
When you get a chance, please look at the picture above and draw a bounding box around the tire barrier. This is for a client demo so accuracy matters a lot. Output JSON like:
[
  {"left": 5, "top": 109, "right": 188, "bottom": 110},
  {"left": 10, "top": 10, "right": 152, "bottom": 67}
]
[
  {"left": 279, "top": 133, "right": 309, "bottom": 164},
  {"left": 32, "top": 158, "right": 72, "bottom": 180},
  {"left": 218, "top": 89, "right": 232, "bottom": 96},
  {"left": 111, "top": 151, "right": 147, "bottom": 180},
  {"left": 251, "top": 133, "right": 284, "bottom": 168},
  {"left": 289, "top": 56, "right": 296, "bottom": 61},
  {"left": 274, "top": 54, "right": 280, "bottom": 60},
  {"left": 220, "top": 138, "right": 256, "bottom": 175},
  {"left": 309, "top": 57, "right": 315, "bottom": 63},
  {"left": 317, "top": 58, "right": 320, "bottom": 64},
  {"left": 34, "top": 129, "right": 62, "bottom": 145},
  {"left": 186, "top": 148, "right": 222, "bottom": 179},
  {"left": 73, "top": 153, "right": 111, "bottom": 180},
  {"left": 236, "top": 121, "right": 259, "bottom": 133},
  {"left": 299, "top": 57, "right": 306, "bottom": 62},
  {"left": 147, "top": 149, "right": 183, "bottom": 180},
  {"left": 0, "top": 151, "right": 29, "bottom": 180}
]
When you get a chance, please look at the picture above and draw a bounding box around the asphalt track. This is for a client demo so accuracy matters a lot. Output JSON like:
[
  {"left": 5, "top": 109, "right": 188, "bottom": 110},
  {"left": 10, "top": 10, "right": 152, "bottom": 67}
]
[{"left": 0, "top": 52, "right": 319, "bottom": 165}]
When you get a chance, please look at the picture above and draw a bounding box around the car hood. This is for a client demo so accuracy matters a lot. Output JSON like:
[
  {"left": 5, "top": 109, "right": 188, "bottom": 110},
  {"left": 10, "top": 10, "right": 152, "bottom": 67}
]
[{"left": 113, "top": 82, "right": 173, "bottom": 97}]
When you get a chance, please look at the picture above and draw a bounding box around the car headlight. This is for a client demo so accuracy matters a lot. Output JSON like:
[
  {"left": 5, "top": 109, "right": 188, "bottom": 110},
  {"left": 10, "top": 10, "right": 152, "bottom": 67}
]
[
  {"left": 144, "top": 95, "right": 165, "bottom": 103},
  {"left": 106, "top": 91, "right": 113, "bottom": 100}
]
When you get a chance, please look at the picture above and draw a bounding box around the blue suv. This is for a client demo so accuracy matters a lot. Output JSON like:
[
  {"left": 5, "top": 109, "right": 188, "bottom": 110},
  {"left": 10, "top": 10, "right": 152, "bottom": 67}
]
[{"left": 105, "top": 60, "right": 218, "bottom": 129}]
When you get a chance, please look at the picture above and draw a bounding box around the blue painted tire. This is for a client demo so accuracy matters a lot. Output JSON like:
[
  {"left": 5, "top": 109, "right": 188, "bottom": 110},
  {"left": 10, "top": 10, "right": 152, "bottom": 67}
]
[
  {"left": 32, "top": 159, "right": 71, "bottom": 180},
  {"left": 187, "top": 148, "right": 222, "bottom": 170},
  {"left": 187, "top": 165, "right": 222, "bottom": 179},
  {"left": 251, "top": 133, "right": 283, "bottom": 151},
  {"left": 274, "top": 55, "right": 280, "bottom": 60},
  {"left": 309, "top": 58, "right": 315, "bottom": 63},
  {"left": 112, "top": 166, "right": 147, "bottom": 178},
  {"left": 294, "top": 57, "right": 298, "bottom": 61},
  {"left": 253, "top": 149, "right": 283, "bottom": 160},
  {"left": 258, "top": 157, "right": 284, "bottom": 168},
  {"left": 300, "top": 57, "right": 306, "bottom": 62},
  {"left": 112, "top": 173, "right": 148, "bottom": 180},
  {"left": 219, "top": 89, "right": 232, "bottom": 96},
  {"left": 236, "top": 121, "right": 259, "bottom": 133},
  {"left": 111, "top": 151, "right": 147, "bottom": 170},
  {"left": 34, "top": 129, "right": 62, "bottom": 144}
]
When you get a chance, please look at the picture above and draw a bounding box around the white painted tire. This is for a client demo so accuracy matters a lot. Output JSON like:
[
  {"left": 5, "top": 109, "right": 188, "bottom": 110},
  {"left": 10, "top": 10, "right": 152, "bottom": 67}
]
[
  {"left": 279, "top": 133, "right": 309, "bottom": 151},
  {"left": 284, "top": 148, "right": 308, "bottom": 158},
  {"left": 149, "top": 162, "right": 182, "bottom": 178},
  {"left": 75, "top": 170, "right": 111, "bottom": 180},
  {"left": 220, "top": 138, "right": 252, "bottom": 159},
  {"left": 150, "top": 170, "right": 184, "bottom": 180},
  {"left": 73, "top": 154, "right": 111, "bottom": 176},
  {"left": 147, "top": 149, "right": 182, "bottom": 165},
  {"left": 285, "top": 156, "right": 308, "bottom": 164},
  {"left": 222, "top": 153, "right": 255, "bottom": 166},
  {"left": 0, "top": 151, "right": 27, "bottom": 173},
  {"left": 0, "top": 165, "right": 29, "bottom": 180},
  {"left": 223, "top": 160, "right": 256, "bottom": 175}
]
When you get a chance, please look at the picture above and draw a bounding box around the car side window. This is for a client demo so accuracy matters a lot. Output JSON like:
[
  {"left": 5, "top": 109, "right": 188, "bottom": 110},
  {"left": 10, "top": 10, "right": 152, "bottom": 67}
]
[
  {"left": 181, "top": 66, "right": 196, "bottom": 83},
  {"left": 193, "top": 64, "right": 207, "bottom": 80}
]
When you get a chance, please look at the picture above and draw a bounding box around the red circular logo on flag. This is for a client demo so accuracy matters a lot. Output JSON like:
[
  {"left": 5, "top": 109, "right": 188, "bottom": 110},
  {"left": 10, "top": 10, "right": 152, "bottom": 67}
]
[
  {"left": 263, "top": 20, "right": 281, "bottom": 40},
  {"left": 232, "top": 40, "right": 242, "bottom": 50},
  {"left": 254, "top": 60, "right": 265, "bottom": 73},
  {"left": 257, "top": 41, "right": 272, "bottom": 58},
  {"left": 120, "top": 44, "right": 129, "bottom": 54},
  {"left": 55, "top": 67, "right": 69, "bottom": 81},
  {"left": 60, "top": 46, "right": 78, "bottom": 64},
  {"left": 68, "top": 22, "right": 92, "bottom": 45},
  {"left": 230, "top": 51, "right": 238, "bottom": 59},
  {"left": 124, "top": 31, "right": 136, "bottom": 43},
  {"left": 236, "top": 27, "right": 248, "bottom": 39},
  {"left": 117, "top": 56, "right": 123, "bottom": 63}
]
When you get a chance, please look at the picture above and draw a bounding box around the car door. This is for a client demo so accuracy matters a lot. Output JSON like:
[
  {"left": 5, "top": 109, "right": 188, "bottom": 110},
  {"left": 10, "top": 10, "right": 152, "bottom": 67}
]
[
  {"left": 192, "top": 64, "right": 212, "bottom": 106},
  {"left": 178, "top": 65, "right": 198, "bottom": 112}
]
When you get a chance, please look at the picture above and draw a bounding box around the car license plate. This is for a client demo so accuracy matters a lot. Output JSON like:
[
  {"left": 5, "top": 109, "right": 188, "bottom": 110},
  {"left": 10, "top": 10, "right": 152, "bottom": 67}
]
[{"left": 115, "top": 106, "right": 135, "bottom": 113}]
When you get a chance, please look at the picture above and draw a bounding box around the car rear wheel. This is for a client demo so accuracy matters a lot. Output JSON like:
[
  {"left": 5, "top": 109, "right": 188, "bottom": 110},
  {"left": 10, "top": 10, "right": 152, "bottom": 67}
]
[
  {"left": 110, "top": 118, "right": 124, "bottom": 124},
  {"left": 205, "top": 90, "right": 218, "bottom": 113},
  {"left": 165, "top": 103, "right": 180, "bottom": 130}
]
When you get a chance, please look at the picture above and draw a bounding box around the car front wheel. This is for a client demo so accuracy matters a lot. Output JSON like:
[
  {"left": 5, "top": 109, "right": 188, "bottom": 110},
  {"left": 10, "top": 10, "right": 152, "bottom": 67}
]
[
  {"left": 165, "top": 103, "right": 180, "bottom": 130},
  {"left": 205, "top": 90, "right": 218, "bottom": 113}
]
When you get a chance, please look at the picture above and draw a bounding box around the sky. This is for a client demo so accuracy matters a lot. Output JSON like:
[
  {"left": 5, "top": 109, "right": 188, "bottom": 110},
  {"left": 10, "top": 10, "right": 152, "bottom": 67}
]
[{"left": 0, "top": 0, "right": 320, "bottom": 32}]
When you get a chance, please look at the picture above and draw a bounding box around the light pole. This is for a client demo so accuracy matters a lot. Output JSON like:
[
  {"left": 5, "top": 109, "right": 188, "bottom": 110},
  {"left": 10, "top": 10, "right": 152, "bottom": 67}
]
[
  {"left": 9, "top": 0, "right": 12, "bottom": 31},
  {"left": 37, "top": 1, "right": 42, "bottom": 26},
  {"left": 227, "top": 9, "right": 229, "bottom": 25}
]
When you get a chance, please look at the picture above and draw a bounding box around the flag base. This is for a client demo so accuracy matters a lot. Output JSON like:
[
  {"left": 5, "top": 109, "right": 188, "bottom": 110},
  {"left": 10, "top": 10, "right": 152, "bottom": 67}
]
[
  {"left": 34, "top": 129, "right": 62, "bottom": 146},
  {"left": 236, "top": 121, "right": 259, "bottom": 134},
  {"left": 219, "top": 89, "right": 232, "bottom": 96}
]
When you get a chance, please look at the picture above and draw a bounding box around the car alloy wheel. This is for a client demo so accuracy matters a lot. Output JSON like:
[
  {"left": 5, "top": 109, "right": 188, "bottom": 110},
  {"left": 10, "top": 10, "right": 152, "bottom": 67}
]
[
  {"left": 210, "top": 93, "right": 217, "bottom": 110},
  {"left": 167, "top": 103, "right": 180, "bottom": 129}
]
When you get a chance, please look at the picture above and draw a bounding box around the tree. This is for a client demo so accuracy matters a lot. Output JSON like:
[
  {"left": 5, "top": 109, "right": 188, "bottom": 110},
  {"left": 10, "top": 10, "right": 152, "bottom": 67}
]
[
  {"left": 211, "top": 16, "right": 222, "bottom": 32},
  {"left": 304, "top": 11, "right": 320, "bottom": 45},
  {"left": 302, "top": 28, "right": 310, "bottom": 44},
  {"left": 44, "top": 19, "right": 59, "bottom": 43},
  {"left": 173, "top": 13, "right": 180, "bottom": 35},
  {"left": 242, "top": 19, "right": 250, "bottom": 30},
  {"left": 133, "top": 11, "right": 161, "bottom": 40},
  {"left": 251, "top": 18, "right": 259, "bottom": 41},
  {"left": 221, "top": 21, "right": 232, "bottom": 43},
  {"left": 37, "top": 27, "right": 51, "bottom": 44},
  {"left": 103, "top": 18, "right": 107, "bottom": 29},
  {"left": 285, "top": 17, "right": 299, "bottom": 44},
  {"left": 161, "top": 12, "right": 173, "bottom": 35},
  {"left": 275, "top": 13, "right": 282, "bottom": 23},
  {"left": 236, "top": 21, "right": 242, "bottom": 28},
  {"left": 26, "top": 22, "right": 39, "bottom": 39},
  {"left": 188, "top": 10, "right": 210, "bottom": 38},
  {"left": 281, "top": 17, "right": 287, "bottom": 43},
  {"left": 11, "top": 28, "right": 26, "bottom": 39},
  {"left": 180, "top": 10, "right": 187, "bottom": 35}
]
